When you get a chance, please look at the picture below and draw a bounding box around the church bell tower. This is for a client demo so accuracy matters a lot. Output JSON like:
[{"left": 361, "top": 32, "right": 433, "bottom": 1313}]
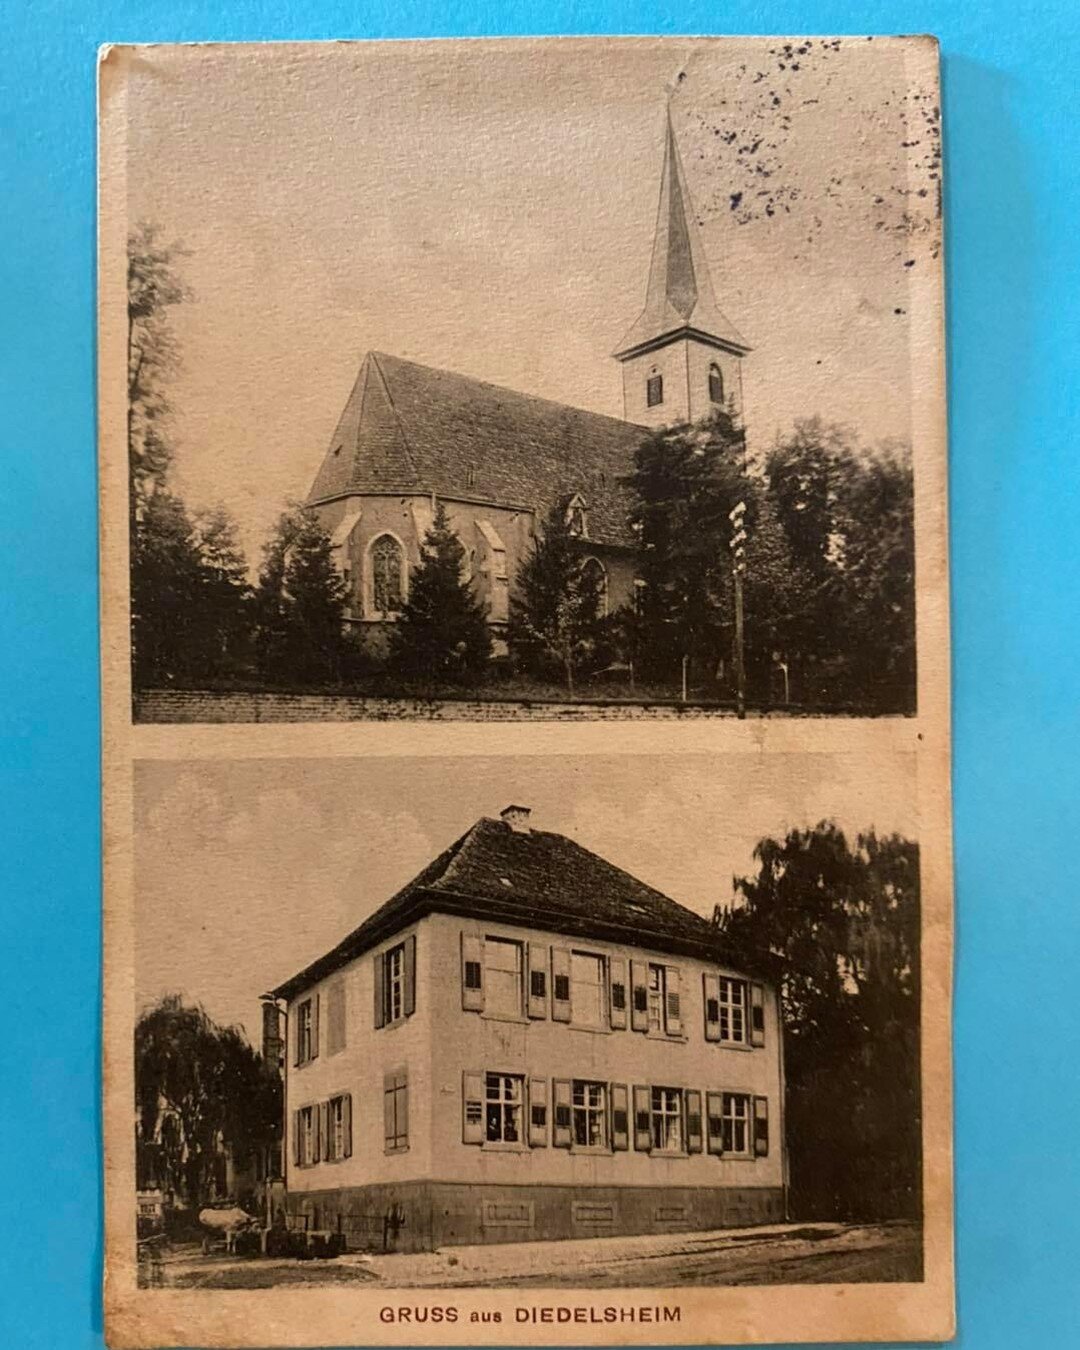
[{"left": 614, "top": 108, "right": 751, "bottom": 427}]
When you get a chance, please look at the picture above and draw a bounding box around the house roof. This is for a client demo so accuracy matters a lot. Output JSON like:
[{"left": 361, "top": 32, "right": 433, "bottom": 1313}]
[
  {"left": 271, "top": 812, "right": 761, "bottom": 1001},
  {"left": 306, "top": 352, "right": 647, "bottom": 548},
  {"left": 614, "top": 109, "right": 749, "bottom": 360}
]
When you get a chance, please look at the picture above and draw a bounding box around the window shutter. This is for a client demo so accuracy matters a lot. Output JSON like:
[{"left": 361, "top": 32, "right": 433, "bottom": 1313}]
[
  {"left": 293, "top": 1008, "right": 302, "bottom": 1065},
  {"left": 664, "top": 965, "right": 682, "bottom": 1035},
  {"left": 312, "top": 993, "right": 320, "bottom": 1060},
  {"left": 321, "top": 1100, "right": 332, "bottom": 1161},
  {"left": 551, "top": 948, "right": 572, "bottom": 1023},
  {"left": 462, "top": 1070, "right": 484, "bottom": 1145},
  {"left": 293, "top": 1110, "right": 301, "bottom": 1166},
  {"left": 703, "top": 973, "right": 721, "bottom": 1041},
  {"left": 632, "top": 1085, "right": 652, "bottom": 1151},
  {"left": 610, "top": 1083, "right": 629, "bottom": 1150},
  {"left": 384, "top": 1073, "right": 395, "bottom": 1149},
  {"left": 609, "top": 956, "right": 628, "bottom": 1030},
  {"left": 373, "top": 952, "right": 386, "bottom": 1028},
  {"left": 404, "top": 934, "right": 417, "bottom": 1017},
  {"left": 461, "top": 933, "right": 484, "bottom": 1011},
  {"left": 685, "top": 1090, "right": 703, "bottom": 1153},
  {"left": 706, "top": 1091, "right": 724, "bottom": 1156},
  {"left": 527, "top": 943, "right": 549, "bottom": 1019},
  {"left": 343, "top": 1094, "right": 353, "bottom": 1159},
  {"left": 750, "top": 983, "right": 766, "bottom": 1047},
  {"left": 399, "top": 1074, "right": 409, "bottom": 1145},
  {"left": 528, "top": 1078, "right": 548, "bottom": 1147},
  {"left": 753, "top": 1096, "right": 769, "bottom": 1157},
  {"left": 630, "top": 961, "right": 649, "bottom": 1032},
  {"left": 552, "top": 1079, "right": 572, "bottom": 1147}
]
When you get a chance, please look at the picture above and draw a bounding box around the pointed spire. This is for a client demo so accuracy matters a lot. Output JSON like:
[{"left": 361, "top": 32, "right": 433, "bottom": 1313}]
[{"left": 614, "top": 106, "right": 749, "bottom": 359}]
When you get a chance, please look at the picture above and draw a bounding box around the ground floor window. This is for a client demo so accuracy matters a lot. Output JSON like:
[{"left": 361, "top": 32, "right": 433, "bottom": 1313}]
[
  {"left": 722, "top": 1092, "right": 751, "bottom": 1155},
  {"left": 384, "top": 1071, "right": 409, "bottom": 1152},
  {"left": 327, "top": 1093, "right": 352, "bottom": 1161},
  {"left": 572, "top": 1080, "right": 608, "bottom": 1149},
  {"left": 651, "top": 1086, "right": 683, "bottom": 1153},
  {"left": 296, "top": 1105, "right": 316, "bottom": 1166},
  {"left": 485, "top": 1073, "right": 524, "bottom": 1144}
]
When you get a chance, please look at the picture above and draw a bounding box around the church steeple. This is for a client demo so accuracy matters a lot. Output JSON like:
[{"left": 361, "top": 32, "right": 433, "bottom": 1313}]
[{"left": 614, "top": 107, "right": 750, "bottom": 427}]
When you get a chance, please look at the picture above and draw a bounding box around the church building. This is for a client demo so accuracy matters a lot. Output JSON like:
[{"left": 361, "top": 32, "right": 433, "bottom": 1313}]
[
  {"left": 305, "top": 112, "right": 751, "bottom": 650},
  {"left": 269, "top": 804, "right": 785, "bottom": 1252}
]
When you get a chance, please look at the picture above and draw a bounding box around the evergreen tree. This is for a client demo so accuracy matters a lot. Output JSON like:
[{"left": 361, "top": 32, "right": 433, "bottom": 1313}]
[
  {"left": 253, "top": 505, "right": 348, "bottom": 685},
  {"left": 192, "top": 505, "right": 253, "bottom": 674},
  {"left": 389, "top": 502, "right": 491, "bottom": 684},
  {"left": 626, "top": 409, "right": 749, "bottom": 691},
  {"left": 130, "top": 489, "right": 206, "bottom": 686},
  {"left": 508, "top": 503, "right": 605, "bottom": 696}
]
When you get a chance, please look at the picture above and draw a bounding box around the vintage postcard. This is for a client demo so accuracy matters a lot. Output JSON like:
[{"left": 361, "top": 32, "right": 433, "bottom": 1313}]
[{"left": 99, "top": 36, "right": 953, "bottom": 1347}]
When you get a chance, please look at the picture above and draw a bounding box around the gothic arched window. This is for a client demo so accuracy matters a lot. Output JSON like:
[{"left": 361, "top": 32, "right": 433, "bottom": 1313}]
[
  {"left": 708, "top": 362, "right": 724, "bottom": 405},
  {"left": 646, "top": 369, "right": 664, "bottom": 408},
  {"left": 581, "top": 557, "right": 609, "bottom": 616},
  {"left": 370, "top": 534, "right": 405, "bottom": 616}
]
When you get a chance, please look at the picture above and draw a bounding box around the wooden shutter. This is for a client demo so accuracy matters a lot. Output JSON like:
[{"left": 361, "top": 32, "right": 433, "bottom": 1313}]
[
  {"left": 312, "top": 993, "right": 320, "bottom": 1060},
  {"left": 552, "top": 1078, "right": 572, "bottom": 1147},
  {"left": 630, "top": 961, "right": 649, "bottom": 1032},
  {"left": 750, "top": 983, "right": 766, "bottom": 1046},
  {"left": 383, "top": 1073, "right": 395, "bottom": 1149},
  {"left": 706, "top": 1091, "right": 724, "bottom": 1155},
  {"left": 703, "top": 973, "right": 721, "bottom": 1042},
  {"left": 462, "top": 1070, "right": 484, "bottom": 1144},
  {"left": 632, "top": 1084, "right": 651, "bottom": 1151},
  {"left": 527, "top": 942, "right": 549, "bottom": 1019},
  {"left": 664, "top": 965, "right": 682, "bottom": 1035},
  {"left": 293, "top": 1007, "right": 302, "bottom": 1065},
  {"left": 461, "top": 933, "right": 484, "bottom": 1011},
  {"left": 320, "top": 1100, "right": 331, "bottom": 1161},
  {"left": 753, "top": 1096, "right": 769, "bottom": 1157},
  {"left": 551, "top": 947, "right": 572, "bottom": 1022},
  {"left": 293, "top": 1109, "right": 302, "bottom": 1166},
  {"left": 609, "top": 956, "right": 628, "bottom": 1029},
  {"left": 343, "top": 1094, "right": 353, "bottom": 1159},
  {"left": 528, "top": 1078, "right": 548, "bottom": 1147},
  {"left": 373, "top": 952, "right": 386, "bottom": 1028},
  {"left": 685, "top": 1090, "right": 703, "bottom": 1153},
  {"left": 398, "top": 1074, "right": 409, "bottom": 1146},
  {"left": 610, "top": 1083, "right": 629, "bottom": 1150},
  {"left": 403, "top": 935, "right": 417, "bottom": 1017}
]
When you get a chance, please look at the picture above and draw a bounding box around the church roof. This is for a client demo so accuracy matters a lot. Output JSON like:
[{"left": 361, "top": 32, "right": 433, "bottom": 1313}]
[
  {"left": 271, "top": 811, "right": 760, "bottom": 1001},
  {"left": 307, "top": 352, "right": 647, "bottom": 548},
  {"left": 614, "top": 109, "right": 749, "bottom": 359}
]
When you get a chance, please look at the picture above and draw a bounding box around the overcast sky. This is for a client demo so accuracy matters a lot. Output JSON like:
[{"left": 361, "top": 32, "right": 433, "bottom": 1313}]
[
  {"left": 134, "top": 750, "right": 917, "bottom": 1043},
  {"left": 123, "top": 38, "right": 939, "bottom": 559}
]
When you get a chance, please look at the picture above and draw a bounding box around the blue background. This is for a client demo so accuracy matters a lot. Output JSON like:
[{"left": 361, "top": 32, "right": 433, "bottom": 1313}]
[{"left": 2, "top": 2, "right": 1077, "bottom": 1347}]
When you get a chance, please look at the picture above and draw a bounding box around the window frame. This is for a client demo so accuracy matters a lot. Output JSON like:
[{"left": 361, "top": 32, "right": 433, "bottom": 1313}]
[
  {"left": 483, "top": 936, "right": 525, "bottom": 1021},
  {"left": 571, "top": 1079, "right": 609, "bottom": 1152},
  {"left": 326, "top": 1093, "right": 352, "bottom": 1163},
  {"left": 296, "top": 998, "right": 316, "bottom": 1066},
  {"left": 718, "top": 977, "right": 748, "bottom": 1045},
  {"left": 646, "top": 371, "right": 664, "bottom": 407},
  {"left": 721, "top": 1091, "right": 753, "bottom": 1158},
  {"left": 368, "top": 532, "right": 407, "bottom": 620},
  {"left": 708, "top": 361, "right": 724, "bottom": 405},
  {"left": 650, "top": 1085, "right": 685, "bottom": 1154},
  {"left": 569, "top": 949, "right": 608, "bottom": 1031},
  {"left": 296, "top": 1104, "right": 317, "bottom": 1167},
  {"left": 484, "top": 1071, "right": 526, "bottom": 1149}
]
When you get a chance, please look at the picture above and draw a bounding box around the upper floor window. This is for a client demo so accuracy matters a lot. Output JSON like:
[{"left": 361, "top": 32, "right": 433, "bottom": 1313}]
[
  {"left": 371, "top": 534, "right": 405, "bottom": 615},
  {"left": 570, "top": 951, "right": 606, "bottom": 1029},
  {"left": 326, "top": 980, "right": 346, "bottom": 1056},
  {"left": 708, "top": 362, "right": 724, "bottom": 404},
  {"left": 646, "top": 371, "right": 664, "bottom": 407},
  {"left": 718, "top": 977, "right": 747, "bottom": 1044},
  {"left": 646, "top": 964, "right": 665, "bottom": 1032},
  {"left": 295, "top": 997, "right": 317, "bottom": 1066},
  {"left": 374, "top": 935, "right": 416, "bottom": 1029},
  {"left": 484, "top": 937, "right": 523, "bottom": 1018}
]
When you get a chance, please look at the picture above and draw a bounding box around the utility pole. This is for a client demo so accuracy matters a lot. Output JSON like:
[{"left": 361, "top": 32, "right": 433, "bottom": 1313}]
[{"left": 729, "top": 500, "right": 747, "bottom": 719}]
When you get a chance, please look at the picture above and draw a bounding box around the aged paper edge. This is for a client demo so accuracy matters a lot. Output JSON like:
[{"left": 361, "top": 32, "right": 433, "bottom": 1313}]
[{"left": 98, "top": 35, "right": 955, "bottom": 1348}]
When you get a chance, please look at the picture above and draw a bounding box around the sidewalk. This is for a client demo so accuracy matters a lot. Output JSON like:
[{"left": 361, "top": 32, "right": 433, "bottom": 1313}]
[{"left": 351, "top": 1221, "right": 849, "bottom": 1287}]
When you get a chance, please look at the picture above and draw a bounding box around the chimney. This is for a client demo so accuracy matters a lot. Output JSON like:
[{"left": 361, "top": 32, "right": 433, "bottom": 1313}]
[
  {"left": 261, "top": 996, "right": 283, "bottom": 1071},
  {"left": 500, "top": 804, "right": 532, "bottom": 834}
]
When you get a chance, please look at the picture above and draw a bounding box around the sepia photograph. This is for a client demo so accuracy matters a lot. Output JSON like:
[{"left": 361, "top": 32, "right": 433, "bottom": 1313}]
[
  {"left": 131, "top": 751, "right": 922, "bottom": 1292},
  {"left": 109, "top": 37, "right": 941, "bottom": 723}
]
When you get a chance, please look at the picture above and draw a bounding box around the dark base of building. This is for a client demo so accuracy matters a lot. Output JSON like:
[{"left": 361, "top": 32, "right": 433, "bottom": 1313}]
[{"left": 286, "top": 1181, "right": 786, "bottom": 1254}]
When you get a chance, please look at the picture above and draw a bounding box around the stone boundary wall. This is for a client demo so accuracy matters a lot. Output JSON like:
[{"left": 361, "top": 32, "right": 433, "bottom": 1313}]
[{"left": 134, "top": 688, "right": 753, "bottom": 723}]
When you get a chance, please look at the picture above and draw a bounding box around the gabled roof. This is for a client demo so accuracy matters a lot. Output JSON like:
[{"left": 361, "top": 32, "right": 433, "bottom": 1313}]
[
  {"left": 614, "top": 109, "right": 749, "bottom": 360},
  {"left": 306, "top": 352, "right": 646, "bottom": 548},
  {"left": 271, "top": 814, "right": 759, "bottom": 1001}
]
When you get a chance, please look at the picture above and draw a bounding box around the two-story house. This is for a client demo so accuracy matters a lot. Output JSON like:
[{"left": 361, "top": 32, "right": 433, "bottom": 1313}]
[{"left": 269, "top": 805, "right": 785, "bottom": 1252}]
